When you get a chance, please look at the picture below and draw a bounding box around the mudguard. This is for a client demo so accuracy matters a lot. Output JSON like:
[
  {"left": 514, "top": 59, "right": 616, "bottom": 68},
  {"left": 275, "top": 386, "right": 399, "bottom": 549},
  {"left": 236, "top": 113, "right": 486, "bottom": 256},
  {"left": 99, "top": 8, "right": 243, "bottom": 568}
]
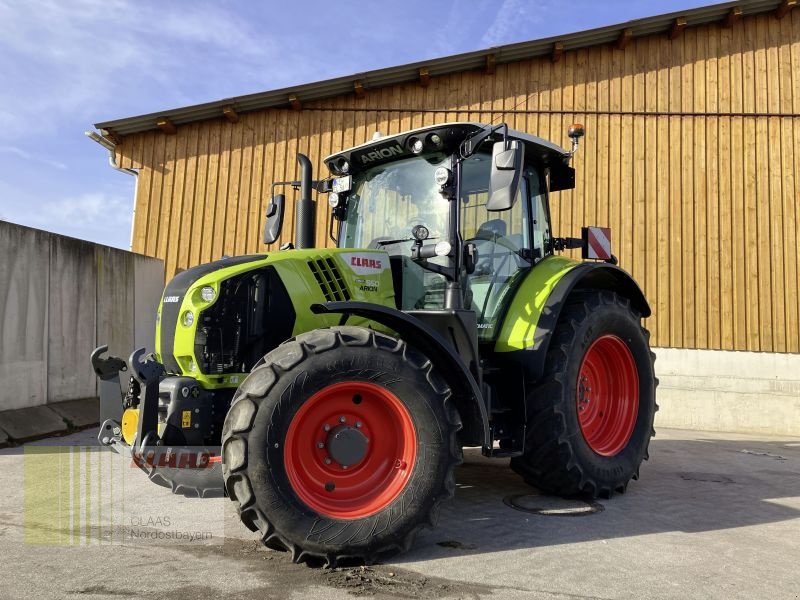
[
  {"left": 310, "top": 301, "right": 490, "bottom": 448},
  {"left": 497, "top": 260, "right": 650, "bottom": 382}
]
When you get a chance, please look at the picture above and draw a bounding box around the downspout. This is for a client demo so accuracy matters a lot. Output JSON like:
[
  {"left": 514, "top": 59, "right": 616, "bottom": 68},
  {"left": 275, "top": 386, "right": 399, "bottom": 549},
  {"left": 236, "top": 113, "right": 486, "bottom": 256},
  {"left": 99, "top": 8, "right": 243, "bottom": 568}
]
[{"left": 85, "top": 130, "right": 139, "bottom": 250}]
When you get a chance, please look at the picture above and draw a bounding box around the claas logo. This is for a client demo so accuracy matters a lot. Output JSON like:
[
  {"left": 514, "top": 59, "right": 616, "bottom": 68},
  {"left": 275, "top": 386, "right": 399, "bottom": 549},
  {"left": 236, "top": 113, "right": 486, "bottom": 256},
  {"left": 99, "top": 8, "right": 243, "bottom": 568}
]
[
  {"left": 131, "top": 450, "right": 219, "bottom": 470},
  {"left": 351, "top": 256, "right": 382, "bottom": 269}
]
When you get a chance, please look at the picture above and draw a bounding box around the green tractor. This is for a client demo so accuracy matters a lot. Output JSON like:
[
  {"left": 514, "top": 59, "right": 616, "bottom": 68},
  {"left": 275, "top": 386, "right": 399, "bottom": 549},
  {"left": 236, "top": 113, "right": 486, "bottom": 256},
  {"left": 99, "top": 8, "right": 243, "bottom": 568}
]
[{"left": 92, "top": 122, "right": 656, "bottom": 565}]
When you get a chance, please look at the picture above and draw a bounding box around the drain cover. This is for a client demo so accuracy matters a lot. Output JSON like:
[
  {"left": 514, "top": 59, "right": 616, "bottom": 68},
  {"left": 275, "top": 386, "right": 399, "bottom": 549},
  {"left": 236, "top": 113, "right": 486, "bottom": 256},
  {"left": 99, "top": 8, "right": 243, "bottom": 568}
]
[{"left": 503, "top": 494, "right": 603, "bottom": 516}]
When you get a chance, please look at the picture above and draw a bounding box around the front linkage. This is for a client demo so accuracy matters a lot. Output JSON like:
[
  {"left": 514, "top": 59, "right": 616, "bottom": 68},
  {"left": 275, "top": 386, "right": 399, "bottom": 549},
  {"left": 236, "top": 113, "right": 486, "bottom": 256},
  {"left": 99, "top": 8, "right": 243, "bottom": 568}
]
[{"left": 91, "top": 345, "right": 224, "bottom": 496}]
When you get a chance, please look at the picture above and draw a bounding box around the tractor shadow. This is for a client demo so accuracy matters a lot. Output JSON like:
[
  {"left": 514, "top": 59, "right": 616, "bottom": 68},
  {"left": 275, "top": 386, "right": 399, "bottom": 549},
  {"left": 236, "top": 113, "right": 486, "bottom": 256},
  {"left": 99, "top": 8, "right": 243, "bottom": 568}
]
[{"left": 397, "top": 431, "right": 800, "bottom": 563}]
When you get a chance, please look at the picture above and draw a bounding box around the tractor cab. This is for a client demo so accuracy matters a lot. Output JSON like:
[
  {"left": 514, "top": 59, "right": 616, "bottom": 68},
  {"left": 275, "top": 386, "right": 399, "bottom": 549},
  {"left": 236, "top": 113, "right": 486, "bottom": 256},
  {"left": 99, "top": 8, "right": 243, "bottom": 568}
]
[{"left": 322, "top": 123, "right": 577, "bottom": 339}]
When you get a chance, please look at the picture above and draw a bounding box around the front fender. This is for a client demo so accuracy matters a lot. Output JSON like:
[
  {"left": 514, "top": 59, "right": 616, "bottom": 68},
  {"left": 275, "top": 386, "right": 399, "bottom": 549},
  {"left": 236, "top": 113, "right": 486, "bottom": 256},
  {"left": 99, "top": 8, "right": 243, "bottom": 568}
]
[{"left": 310, "top": 301, "right": 490, "bottom": 448}]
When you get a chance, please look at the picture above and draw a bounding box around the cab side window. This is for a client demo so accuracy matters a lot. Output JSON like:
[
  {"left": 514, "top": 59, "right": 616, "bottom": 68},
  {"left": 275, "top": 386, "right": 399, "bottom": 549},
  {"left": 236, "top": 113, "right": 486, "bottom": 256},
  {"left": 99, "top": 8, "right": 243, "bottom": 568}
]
[{"left": 460, "top": 154, "right": 532, "bottom": 339}]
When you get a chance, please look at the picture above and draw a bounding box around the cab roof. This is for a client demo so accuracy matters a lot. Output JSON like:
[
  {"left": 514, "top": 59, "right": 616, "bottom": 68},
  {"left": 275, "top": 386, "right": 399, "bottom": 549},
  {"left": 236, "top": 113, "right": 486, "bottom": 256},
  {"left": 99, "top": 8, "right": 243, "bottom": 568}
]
[{"left": 324, "top": 122, "right": 570, "bottom": 175}]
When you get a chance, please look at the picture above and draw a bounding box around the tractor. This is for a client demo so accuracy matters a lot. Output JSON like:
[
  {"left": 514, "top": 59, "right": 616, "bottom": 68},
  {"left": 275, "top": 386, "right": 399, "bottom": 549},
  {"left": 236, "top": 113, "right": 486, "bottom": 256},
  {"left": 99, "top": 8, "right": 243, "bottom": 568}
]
[{"left": 91, "top": 122, "right": 656, "bottom": 565}]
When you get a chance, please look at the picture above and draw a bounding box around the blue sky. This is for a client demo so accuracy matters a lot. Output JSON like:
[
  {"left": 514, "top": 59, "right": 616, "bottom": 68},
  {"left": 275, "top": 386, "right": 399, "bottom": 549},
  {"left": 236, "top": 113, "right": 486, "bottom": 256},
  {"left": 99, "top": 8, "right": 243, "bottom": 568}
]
[{"left": 0, "top": 0, "right": 710, "bottom": 250}]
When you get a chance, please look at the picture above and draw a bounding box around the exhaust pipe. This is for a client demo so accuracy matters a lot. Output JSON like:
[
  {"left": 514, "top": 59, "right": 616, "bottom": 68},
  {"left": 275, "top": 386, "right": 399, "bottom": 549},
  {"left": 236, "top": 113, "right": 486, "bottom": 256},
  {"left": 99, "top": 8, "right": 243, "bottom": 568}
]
[{"left": 295, "top": 154, "right": 315, "bottom": 249}]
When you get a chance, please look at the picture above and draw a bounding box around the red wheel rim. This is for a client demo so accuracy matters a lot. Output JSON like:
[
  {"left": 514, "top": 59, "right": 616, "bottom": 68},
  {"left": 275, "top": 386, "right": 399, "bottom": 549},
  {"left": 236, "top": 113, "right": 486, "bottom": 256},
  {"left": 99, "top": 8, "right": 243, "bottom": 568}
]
[
  {"left": 283, "top": 381, "right": 417, "bottom": 519},
  {"left": 576, "top": 335, "right": 639, "bottom": 456}
]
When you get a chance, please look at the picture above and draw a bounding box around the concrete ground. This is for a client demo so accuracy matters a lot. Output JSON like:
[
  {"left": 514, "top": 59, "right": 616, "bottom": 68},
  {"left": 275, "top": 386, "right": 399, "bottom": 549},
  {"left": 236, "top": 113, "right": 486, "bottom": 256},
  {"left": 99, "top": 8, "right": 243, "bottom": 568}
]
[{"left": 1, "top": 428, "right": 798, "bottom": 600}]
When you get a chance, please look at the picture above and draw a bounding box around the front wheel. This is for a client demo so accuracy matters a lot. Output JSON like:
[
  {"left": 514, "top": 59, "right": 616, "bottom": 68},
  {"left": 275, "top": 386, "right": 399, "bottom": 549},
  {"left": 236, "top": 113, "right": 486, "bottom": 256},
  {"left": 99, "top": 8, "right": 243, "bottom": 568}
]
[
  {"left": 510, "top": 290, "right": 657, "bottom": 498},
  {"left": 221, "top": 326, "right": 462, "bottom": 566}
]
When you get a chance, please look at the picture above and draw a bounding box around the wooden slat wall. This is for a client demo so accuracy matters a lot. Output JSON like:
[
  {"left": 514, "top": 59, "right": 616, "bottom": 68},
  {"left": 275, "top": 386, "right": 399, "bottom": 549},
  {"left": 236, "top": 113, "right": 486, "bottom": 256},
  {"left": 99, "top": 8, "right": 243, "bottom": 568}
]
[{"left": 117, "top": 13, "right": 800, "bottom": 354}]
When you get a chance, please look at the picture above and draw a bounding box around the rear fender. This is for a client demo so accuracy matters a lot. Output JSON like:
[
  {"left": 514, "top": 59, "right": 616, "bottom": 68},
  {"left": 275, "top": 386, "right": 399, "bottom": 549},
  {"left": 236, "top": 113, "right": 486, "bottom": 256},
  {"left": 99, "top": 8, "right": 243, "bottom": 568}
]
[{"left": 498, "top": 261, "right": 650, "bottom": 382}]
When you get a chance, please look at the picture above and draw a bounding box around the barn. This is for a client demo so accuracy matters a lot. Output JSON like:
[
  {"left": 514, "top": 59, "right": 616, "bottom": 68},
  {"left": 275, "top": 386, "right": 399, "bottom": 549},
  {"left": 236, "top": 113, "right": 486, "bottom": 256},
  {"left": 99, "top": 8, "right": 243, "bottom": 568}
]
[{"left": 91, "top": 0, "right": 800, "bottom": 434}]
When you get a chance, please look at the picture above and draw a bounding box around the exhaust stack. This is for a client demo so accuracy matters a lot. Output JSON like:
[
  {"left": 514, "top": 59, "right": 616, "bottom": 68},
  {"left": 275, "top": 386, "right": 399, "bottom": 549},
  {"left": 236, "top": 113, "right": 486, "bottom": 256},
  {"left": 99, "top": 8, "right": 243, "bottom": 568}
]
[{"left": 295, "top": 154, "right": 315, "bottom": 248}]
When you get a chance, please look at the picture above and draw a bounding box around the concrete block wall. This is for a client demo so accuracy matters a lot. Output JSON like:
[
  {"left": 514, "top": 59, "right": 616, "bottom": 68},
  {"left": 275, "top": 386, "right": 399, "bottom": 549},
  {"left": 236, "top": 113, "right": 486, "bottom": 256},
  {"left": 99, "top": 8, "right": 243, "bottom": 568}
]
[
  {"left": 654, "top": 348, "right": 800, "bottom": 436},
  {"left": 0, "top": 222, "right": 163, "bottom": 411}
]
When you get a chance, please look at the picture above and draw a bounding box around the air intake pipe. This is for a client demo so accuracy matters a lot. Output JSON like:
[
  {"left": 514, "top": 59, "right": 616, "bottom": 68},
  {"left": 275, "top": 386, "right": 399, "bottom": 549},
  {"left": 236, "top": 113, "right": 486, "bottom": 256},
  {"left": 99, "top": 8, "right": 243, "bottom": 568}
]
[{"left": 295, "top": 154, "right": 315, "bottom": 248}]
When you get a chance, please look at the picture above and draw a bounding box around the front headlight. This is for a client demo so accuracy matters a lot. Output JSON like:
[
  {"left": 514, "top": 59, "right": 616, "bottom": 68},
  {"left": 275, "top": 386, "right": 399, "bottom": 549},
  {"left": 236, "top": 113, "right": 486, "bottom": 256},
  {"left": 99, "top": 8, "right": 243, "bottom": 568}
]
[
  {"left": 200, "top": 286, "right": 216, "bottom": 302},
  {"left": 182, "top": 311, "right": 195, "bottom": 327}
]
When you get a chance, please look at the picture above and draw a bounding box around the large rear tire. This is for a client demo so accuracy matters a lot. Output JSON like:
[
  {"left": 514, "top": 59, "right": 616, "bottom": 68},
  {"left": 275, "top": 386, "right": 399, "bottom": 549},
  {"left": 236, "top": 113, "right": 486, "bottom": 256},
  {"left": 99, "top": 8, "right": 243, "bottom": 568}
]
[
  {"left": 510, "top": 290, "right": 657, "bottom": 498},
  {"left": 221, "top": 326, "right": 462, "bottom": 566}
]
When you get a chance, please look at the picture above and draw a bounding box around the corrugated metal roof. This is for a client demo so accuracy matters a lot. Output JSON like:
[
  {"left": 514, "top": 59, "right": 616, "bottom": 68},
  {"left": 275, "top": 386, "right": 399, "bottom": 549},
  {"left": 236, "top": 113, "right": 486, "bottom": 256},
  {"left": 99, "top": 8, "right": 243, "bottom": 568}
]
[{"left": 95, "top": 0, "right": 787, "bottom": 137}]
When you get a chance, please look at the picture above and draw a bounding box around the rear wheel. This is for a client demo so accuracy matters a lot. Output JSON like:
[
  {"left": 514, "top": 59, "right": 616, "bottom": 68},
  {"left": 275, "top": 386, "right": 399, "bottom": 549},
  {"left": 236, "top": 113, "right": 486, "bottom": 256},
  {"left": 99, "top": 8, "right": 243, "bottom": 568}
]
[
  {"left": 222, "top": 326, "right": 462, "bottom": 566},
  {"left": 510, "top": 290, "right": 657, "bottom": 498}
]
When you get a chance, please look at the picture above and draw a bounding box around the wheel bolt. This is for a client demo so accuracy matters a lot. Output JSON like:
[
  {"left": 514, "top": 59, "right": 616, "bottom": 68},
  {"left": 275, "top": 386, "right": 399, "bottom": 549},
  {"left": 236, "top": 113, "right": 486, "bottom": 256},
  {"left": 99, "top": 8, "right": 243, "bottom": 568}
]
[
  {"left": 323, "top": 424, "right": 331, "bottom": 432},
  {"left": 339, "top": 416, "right": 346, "bottom": 423},
  {"left": 324, "top": 458, "right": 332, "bottom": 465},
  {"left": 342, "top": 465, "right": 348, "bottom": 470},
  {"left": 355, "top": 421, "right": 362, "bottom": 428},
  {"left": 317, "top": 442, "right": 325, "bottom": 449}
]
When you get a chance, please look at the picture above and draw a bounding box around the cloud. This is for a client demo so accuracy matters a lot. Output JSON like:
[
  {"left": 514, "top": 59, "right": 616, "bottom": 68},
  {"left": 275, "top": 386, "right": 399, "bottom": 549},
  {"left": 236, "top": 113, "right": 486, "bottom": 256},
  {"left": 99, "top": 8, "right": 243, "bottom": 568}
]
[
  {"left": 0, "top": 0, "right": 285, "bottom": 141},
  {"left": 37, "top": 192, "right": 132, "bottom": 228},
  {"left": 0, "top": 145, "right": 67, "bottom": 170},
  {"left": 0, "top": 189, "right": 133, "bottom": 248},
  {"left": 480, "top": 0, "right": 551, "bottom": 47}
]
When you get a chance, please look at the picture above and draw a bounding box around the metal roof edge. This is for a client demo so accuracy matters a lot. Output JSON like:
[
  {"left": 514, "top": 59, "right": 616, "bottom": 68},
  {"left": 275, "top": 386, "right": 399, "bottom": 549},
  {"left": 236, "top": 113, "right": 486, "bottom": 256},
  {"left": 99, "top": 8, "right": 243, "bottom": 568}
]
[{"left": 94, "top": 0, "right": 786, "bottom": 137}]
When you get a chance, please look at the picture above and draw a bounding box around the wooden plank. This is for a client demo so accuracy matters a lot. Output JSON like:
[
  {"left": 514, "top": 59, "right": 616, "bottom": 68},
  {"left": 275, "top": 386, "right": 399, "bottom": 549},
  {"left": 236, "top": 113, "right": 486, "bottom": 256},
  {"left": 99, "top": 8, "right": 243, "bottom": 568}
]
[
  {"left": 680, "top": 30, "right": 695, "bottom": 349},
  {"left": 131, "top": 132, "right": 154, "bottom": 254},
  {"left": 170, "top": 123, "right": 193, "bottom": 273},
  {"left": 618, "top": 42, "right": 634, "bottom": 274},
  {"left": 717, "top": 25, "right": 734, "bottom": 350},
  {"left": 211, "top": 122, "right": 232, "bottom": 260},
  {"left": 235, "top": 115, "right": 255, "bottom": 257},
  {"left": 693, "top": 27, "right": 709, "bottom": 349},
  {"left": 642, "top": 37, "right": 658, "bottom": 335},
  {"left": 575, "top": 49, "right": 589, "bottom": 242},
  {"left": 258, "top": 111, "right": 279, "bottom": 251},
  {"left": 780, "top": 14, "right": 799, "bottom": 352},
  {"left": 222, "top": 120, "right": 243, "bottom": 258},
  {"left": 741, "top": 17, "right": 760, "bottom": 350},
  {"left": 654, "top": 35, "right": 671, "bottom": 347},
  {"left": 766, "top": 17, "right": 786, "bottom": 352},
  {"left": 143, "top": 134, "right": 165, "bottom": 258},
  {"left": 283, "top": 110, "right": 301, "bottom": 246},
  {"left": 706, "top": 99, "right": 721, "bottom": 350},
  {"left": 163, "top": 128, "right": 188, "bottom": 278},
  {"left": 729, "top": 19, "right": 747, "bottom": 350},
  {"left": 632, "top": 38, "right": 647, "bottom": 297},
  {"left": 189, "top": 123, "right": 210, "bottom": 267},
  {"left": 754, "top": 17, "right": 772, "bottom": 352},
  {"left": 200, "top": 121, "right": 221, "bottom": 264},
  {"left": 154, "top": 133, "right": 177, "bottom": 269},
  {"left": 177, "top": 124, "right": 200, "bottom": 272},
  {"left": 246, "top": 111, "right": 266, "bottom": 254},
  {"left": 607, "top": 44, "right": 622, "bottom": 279}
]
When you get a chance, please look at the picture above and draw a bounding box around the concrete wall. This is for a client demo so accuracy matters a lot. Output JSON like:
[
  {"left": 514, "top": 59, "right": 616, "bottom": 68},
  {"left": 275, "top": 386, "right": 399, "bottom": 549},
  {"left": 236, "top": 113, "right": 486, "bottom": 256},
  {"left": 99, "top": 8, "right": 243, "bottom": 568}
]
[
  {"left": 0, "top": 222, "right": 163, "bottom": 411},
  {"left": 654, "top": 347, "right": 800, "bottom": 436}
]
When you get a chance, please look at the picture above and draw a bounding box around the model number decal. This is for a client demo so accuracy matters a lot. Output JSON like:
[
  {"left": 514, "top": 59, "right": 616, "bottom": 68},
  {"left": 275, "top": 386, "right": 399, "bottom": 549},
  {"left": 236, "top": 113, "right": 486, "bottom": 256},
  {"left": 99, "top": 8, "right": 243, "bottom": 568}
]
[
  {"left": 359, "top": 143, "right": 404, "bottom": 164},
  {"left": 163, "top": 295, "right": 181, "bottom": 303}
]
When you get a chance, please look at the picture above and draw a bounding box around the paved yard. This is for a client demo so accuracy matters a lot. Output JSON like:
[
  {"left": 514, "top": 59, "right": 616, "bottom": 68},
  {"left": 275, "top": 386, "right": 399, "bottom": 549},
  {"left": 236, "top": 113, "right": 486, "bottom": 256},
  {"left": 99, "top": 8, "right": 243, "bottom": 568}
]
[{"left": 1, "top": 427, "right": 798, "bottom": 599}]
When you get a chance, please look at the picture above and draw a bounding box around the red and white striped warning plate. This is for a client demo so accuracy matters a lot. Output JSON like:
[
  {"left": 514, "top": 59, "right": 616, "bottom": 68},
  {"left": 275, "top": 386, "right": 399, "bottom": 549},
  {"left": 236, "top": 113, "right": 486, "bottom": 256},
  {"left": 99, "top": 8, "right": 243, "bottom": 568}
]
[{"left": 583, "top": 227, "right": 612, "bottom": 260}]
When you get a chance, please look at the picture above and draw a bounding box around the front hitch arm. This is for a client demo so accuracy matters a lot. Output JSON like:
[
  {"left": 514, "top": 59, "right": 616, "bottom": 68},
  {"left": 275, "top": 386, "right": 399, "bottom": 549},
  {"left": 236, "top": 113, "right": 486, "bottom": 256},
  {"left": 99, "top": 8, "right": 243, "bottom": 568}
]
[
  {"left": 128, "top": 348, "right": 165, "bottom": 454},
  {"left": 91, "top": 345, "right": 127, "bottom": 448}
]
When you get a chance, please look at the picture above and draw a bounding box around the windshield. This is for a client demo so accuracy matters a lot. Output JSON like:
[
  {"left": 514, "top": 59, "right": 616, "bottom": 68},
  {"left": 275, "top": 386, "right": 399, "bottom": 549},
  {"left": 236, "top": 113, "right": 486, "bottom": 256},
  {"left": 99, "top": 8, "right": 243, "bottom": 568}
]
[{"left": 341, "top": 154, "right": 450, "bottom": 252}]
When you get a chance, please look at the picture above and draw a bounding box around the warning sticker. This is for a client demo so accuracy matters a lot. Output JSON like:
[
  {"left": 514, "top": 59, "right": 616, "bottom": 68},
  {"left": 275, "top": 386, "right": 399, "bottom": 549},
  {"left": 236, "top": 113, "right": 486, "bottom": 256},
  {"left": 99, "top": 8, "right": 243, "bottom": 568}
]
[{"left": 181, "top": 410, "right": 192, "bottom": 428}]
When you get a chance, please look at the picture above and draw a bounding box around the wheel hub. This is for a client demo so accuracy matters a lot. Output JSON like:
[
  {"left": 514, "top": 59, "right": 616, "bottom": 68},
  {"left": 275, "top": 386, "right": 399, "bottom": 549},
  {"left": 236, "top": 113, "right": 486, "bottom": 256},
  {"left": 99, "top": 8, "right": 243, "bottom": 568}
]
[{"left": 326, "top": 425, "right": 369, "bottom": 467}]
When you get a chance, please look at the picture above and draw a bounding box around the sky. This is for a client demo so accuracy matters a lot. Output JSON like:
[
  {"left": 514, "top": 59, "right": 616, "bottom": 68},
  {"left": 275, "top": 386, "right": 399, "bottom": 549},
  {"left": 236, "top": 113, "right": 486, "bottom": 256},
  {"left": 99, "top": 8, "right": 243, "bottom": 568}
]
[{"left": 0, "top": 0, "right": 712, "bottom": 250}]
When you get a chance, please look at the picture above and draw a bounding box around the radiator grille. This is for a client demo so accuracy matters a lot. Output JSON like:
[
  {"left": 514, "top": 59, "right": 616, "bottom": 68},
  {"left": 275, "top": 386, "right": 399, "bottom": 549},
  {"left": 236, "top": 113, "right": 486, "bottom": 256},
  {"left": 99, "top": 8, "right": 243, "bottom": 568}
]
[{"left": 307, "top": 258, "right": 351, "bottom": 302}]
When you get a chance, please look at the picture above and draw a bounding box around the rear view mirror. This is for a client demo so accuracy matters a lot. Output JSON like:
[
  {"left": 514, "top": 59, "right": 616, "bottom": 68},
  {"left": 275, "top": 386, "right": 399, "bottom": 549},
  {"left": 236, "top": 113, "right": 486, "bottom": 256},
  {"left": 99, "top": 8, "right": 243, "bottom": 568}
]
[
  {"left": 487, "top": 140, "right": 524, "bottom": 211},
  {"left": 263, "top": 194, "right": 285, "bottom": 245},
  {"left": 549, "top": 164, "right": 575, "bottom": 192}
]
